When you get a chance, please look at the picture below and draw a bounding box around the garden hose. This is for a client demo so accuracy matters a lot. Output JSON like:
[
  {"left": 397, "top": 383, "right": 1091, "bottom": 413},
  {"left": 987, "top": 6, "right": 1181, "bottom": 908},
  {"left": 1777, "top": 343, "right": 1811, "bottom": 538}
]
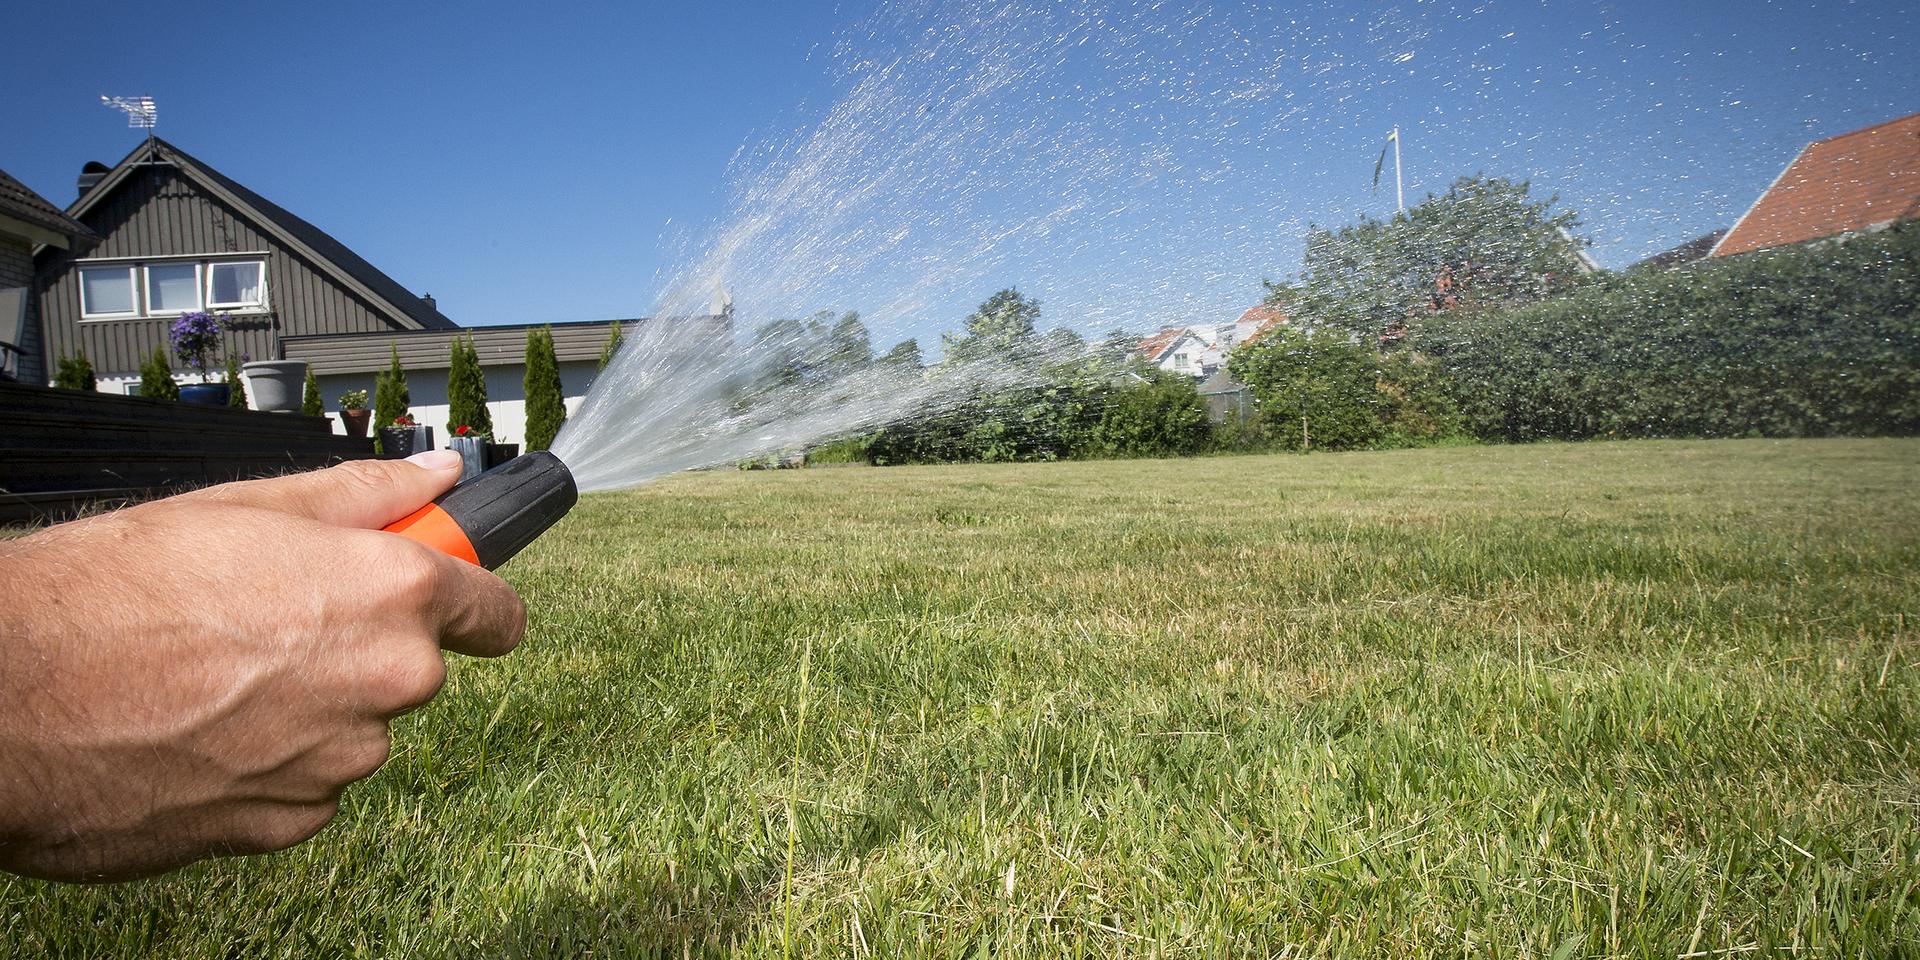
[{"left": 383, "top": 451, "right": 577, "bottom": 569}]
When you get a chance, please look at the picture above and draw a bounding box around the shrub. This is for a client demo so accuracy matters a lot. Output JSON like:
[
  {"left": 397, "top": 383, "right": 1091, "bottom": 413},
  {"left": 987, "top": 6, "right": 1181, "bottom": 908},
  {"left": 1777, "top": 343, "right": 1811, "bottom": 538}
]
[
  {"left": 338, "top": 388, "right": 369, "bottom": 410},
  {"left": 446, "top": 333, "right": 493, "bottom": 439},
  {"left": 224, "top": 353, "right": 248, "bottom": 408},
  {"left": 138, "top": 347, "right": 179, "bottom": 401},
  {"left": 301, "top": 366, "right": 324, "bottom": 416},
  {"left": 1229, "top": 326, "right": 1391, "bottom": 450},
  {"left": 598, "top": 323, "right": 624, "bottom": 371},
  {"left": 373, "top": 347, "right": 410, "bottom": 454},
  {"left": 1412, "top": 221, "right": 1920, "bottom": 441},
  {"left": 54, "top": 350, "right": 95, "bottom": 391},
  {"left": 524, "top": 326, "right": 565, "bottom": 451},
  {"left": 1091, "top": 370, "right": 1212, "bottom": 457}
]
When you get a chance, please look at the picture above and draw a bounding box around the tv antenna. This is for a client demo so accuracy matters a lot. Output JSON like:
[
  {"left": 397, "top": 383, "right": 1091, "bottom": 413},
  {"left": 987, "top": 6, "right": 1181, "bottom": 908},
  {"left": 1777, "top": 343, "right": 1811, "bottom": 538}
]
[{"left": 101, "top": 95, "right": 157, "bottom": 130}]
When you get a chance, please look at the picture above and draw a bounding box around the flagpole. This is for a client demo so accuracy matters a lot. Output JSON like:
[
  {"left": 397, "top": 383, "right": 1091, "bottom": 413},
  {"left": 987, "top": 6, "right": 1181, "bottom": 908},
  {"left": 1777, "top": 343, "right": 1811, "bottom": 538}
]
[{"left": 1393, "top": 125, "right": 1404, "bottom": 213}]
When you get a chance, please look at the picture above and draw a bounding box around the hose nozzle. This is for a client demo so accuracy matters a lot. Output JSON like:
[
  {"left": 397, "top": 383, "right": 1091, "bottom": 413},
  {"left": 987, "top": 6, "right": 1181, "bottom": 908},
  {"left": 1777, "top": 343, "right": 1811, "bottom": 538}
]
[{"left": 384, "top": 451, "right": 577, "bottom": 569}]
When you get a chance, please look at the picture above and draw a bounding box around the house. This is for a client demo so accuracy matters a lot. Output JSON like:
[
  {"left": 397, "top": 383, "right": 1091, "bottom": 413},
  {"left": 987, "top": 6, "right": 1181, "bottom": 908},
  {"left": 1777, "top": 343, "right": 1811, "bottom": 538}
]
[
  {"left": 1632, "top": 229, "right": 1727, "bottom": 271},
  {"left": 1711, "top": 110, "right": 1920, "bottom": 258},
  {"left": 29, "top": 137, "right": 720, "bottom": 445},
  {"left": 0, "top": 167, "right": 95, "bottom": 384},
  {"left": 1135, "top": 304, "right": 1287, "bottom": 379}
]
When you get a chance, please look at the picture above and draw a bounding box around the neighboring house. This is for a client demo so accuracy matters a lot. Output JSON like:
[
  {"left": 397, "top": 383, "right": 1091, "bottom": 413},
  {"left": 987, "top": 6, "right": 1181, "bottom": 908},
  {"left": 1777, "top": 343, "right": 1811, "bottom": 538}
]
[
  {"left": 1632, "top": 229, "right": 1727, "bottom": 271},
  {"left": 1711, "top": 110, "right": 1920, "bottom": 258},
  {"left": 0, "top": 167, "right": 95, "bottom": 384},
  {"left": 283, "top": 319, "right": 648, "bottom": 446},
  {"left": 1135, "top": 304, "right": 1287, "bottom": 379},
  {"left": 30, "top": 137, "right": 719, "bottom": 444}
]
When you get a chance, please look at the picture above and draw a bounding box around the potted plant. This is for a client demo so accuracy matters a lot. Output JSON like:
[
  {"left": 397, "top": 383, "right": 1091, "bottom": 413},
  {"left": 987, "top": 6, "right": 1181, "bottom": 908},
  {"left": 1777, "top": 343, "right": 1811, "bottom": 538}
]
[
  {"left": 169, "top": 311, "right": 232, "bottom": 406},
  {"left": 242, "top": 358, "right": 309, "bottom": 413},
  {"left": 379, "top": 413, "right": 433, "bottom": 460},
  {"left": 448, "top": 424, "right": 490, "bottom": 481},
  {"left": 337, "top": 389, "right": 371, "bottom": 437}
]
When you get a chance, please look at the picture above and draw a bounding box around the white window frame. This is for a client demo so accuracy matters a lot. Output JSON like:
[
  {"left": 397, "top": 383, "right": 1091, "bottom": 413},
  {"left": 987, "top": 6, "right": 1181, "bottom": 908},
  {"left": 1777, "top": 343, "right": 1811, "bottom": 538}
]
[
  {"left": 204, "top": 259, "right": 268, "bottom": 310},
  {"left": 78, "top": 265, "right": 140, "bottom": 319},
  {"left": 76, "top": 254, "right": 274, "bottom": 322},
  {"left": 142, "top": 261, "right": 204, "bottom": 316}
]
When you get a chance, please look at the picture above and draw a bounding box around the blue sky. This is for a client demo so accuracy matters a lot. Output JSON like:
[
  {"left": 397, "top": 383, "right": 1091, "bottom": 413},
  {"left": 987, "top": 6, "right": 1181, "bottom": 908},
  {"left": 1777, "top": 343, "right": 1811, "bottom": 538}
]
[{"left": 4, "top": 0, "right": 1915, "bottom": 343}]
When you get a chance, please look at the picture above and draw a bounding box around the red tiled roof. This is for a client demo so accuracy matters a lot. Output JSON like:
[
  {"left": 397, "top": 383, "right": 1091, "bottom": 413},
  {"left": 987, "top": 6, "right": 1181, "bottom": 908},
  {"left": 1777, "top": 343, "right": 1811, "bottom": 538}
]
[
  {"left": 1713, "top": 111, "right": 1920, "bottom": 257},
  {"left": 1236, "top": 304, "right": 1288, "bottom": 345},
  {"left": 1135, "top": 326, "right": 1186, "bottom": 360}
]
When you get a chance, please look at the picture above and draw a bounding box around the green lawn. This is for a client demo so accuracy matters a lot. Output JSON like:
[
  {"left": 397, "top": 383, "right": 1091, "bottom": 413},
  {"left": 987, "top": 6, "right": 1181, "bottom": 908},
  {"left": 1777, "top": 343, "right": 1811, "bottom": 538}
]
[{"left": 7, "top": 439, "right": 1919, "bottom": 957}]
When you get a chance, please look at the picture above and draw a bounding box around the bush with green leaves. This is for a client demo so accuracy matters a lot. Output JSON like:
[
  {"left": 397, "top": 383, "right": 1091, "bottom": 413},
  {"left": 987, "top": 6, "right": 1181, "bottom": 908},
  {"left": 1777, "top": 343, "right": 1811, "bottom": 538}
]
[
  {"left": 53, "top": 351, "right": 95, "bottom": 391},
  {"left": 1227, "top": 325, "right": 1465, "bottom": 451},
  {"left": 373, "top": 346, "right": 409, "bottom": 426},
  {"left": 301, "top": 367, "right": 324, "bottom": 416},
  {"left": 138, "top": 347, "right": 179, "bottom": 401},
  {"left": 523, "top": 326, "right": 565, "bottom": 451},
  {"left": 338, "top": 388, "right": 368, "bottom": 411},
  {"left": 1090, "top": 369, "right": 1212, "bottom": 457},
  {"left": 224, "top": 353, "right": 248, "bottom": 408},
  {"left": 1411, "top": 220, "right": 1920, "bottom": 442},
  {"left": 597, "top": 323, "right": 624, "bottom": 371},
  {"left": 446, "top": 333, "right": 493, "bottom": 438}
]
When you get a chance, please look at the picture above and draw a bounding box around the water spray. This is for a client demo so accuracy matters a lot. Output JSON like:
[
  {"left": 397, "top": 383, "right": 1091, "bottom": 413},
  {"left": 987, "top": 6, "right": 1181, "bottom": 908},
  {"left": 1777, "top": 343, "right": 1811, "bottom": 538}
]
[{"left": 384, "top": 452, "right": 578, "bottom": 569}]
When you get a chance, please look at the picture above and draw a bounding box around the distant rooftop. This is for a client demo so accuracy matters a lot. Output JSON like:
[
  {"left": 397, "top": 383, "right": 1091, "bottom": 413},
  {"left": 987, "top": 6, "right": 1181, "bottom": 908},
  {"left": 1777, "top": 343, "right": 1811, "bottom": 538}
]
[{"left": 1713, "top": 111, "right": 1920, "bottom": 257}]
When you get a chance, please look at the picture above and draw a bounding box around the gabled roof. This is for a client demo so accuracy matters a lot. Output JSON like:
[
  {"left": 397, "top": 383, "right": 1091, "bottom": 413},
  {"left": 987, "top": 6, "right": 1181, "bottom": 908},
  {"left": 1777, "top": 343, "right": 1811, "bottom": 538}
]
[
  {"left": 70, "top": 137, "right": 456, "bottom": 330},
  {"left": 0, "top": 167, "right": 95, "bottom": 247},
  {"left": 1634, "top": 230, "right": 1727, "bottom": 271},
  {"left": 1234, "top": 304, "right": 1288, "bottom": 345},
  {"left": 1712, "top": 111, "right": 1920, "bottom": 258},
  {"left": 1136, "top": 326, "right": 1187, "bottom": 361}
]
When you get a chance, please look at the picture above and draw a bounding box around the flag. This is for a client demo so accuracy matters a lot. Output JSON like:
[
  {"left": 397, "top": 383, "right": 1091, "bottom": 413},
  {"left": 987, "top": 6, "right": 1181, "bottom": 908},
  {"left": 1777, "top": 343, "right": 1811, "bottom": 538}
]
[{"left": 1372, "top": 128, "right": 1398, "bottom": 192}]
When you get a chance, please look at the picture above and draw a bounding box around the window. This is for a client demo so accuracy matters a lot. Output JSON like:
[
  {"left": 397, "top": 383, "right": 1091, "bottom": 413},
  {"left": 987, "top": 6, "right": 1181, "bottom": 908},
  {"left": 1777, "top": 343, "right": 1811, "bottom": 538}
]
[
  {"left": 144, "top": 263, "right": 202, "bottom": 314},
  {"left": 76, "top": 257, "right": 269, "bottom": 320},
  {"left": 1173, "top": 352, "right": 1188, "bottom": 367},
  {"left": 79, "top": 266, "right": 137, "bottom": 318},
  {"left": 207, "top": 261, "right": 265, "bottom": 308}
]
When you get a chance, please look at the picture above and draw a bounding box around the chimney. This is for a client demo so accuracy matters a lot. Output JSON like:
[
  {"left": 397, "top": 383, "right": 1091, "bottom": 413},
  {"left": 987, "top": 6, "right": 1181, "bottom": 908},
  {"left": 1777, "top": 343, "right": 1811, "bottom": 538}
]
[
  {"left": 76, "top": 161, "right": 110, "bottom": 198},
  {"left": 421, "top": 292, "right": 436, "bottom": 311}
]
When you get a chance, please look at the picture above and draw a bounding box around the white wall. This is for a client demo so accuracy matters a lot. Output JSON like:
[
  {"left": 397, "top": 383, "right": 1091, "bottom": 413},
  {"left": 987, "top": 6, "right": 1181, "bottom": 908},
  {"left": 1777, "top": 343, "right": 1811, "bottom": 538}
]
[
  {"left": 313, "top": 359, "right": 602, "bottom": 447},
  {"left": 84, "top": 360, "right": 604, "bottom": 450}
]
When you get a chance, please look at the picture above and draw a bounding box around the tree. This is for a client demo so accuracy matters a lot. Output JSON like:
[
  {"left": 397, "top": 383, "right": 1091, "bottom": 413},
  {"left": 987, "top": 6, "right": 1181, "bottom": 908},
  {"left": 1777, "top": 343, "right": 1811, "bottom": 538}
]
[
  {"left": 446, "top": 333, "right": 493, "bottom": 437},
  {"left": 826, "top": 311, "right": 873, "bottom": 376},
  {"left": 224, "top": 353, "right": 248, "bottom": 408},
  {"left": 1290, "top": 175, "right": 1592, "bottom": 341},
  {"left": 942, "top": 288, "right": 1041, "bottom": 365},
  {"left": 877, "top": 338, "right": 923, "bottom": 372},
  {"left": 598, "top": 322, "right": 624, "bottom": 371},
  {"left": 53, "top": 350, "right": 95, "bottom": 391},
  {"left": 524, "top": 326, "right": 565, "bottom": 450},
  {"left": 138, "top": 348, "right": 179, "bottom": 400},
  {"left": 301, "top": 366, "right": 324, "bottom": 416},
  {"left": 374, "top": 345, "right": 410, "bottom": 433}
]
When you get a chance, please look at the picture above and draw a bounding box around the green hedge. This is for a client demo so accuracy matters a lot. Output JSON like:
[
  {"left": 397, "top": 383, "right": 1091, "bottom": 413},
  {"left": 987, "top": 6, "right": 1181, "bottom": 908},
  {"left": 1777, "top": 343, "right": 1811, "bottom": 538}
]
[{"left": 1412, "top": 222, "right": 1920, "bottom": 441}]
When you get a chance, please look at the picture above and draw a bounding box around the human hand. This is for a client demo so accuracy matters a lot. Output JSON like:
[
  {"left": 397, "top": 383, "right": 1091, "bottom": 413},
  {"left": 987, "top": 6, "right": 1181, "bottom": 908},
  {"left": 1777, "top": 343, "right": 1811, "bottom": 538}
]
[{"left": 0, "top": 451, "right": 526, "bottom": 882}]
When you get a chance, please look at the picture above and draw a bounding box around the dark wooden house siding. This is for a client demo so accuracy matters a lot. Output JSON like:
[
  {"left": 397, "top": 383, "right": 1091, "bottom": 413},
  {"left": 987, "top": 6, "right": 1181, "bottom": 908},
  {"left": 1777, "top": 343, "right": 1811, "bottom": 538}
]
[{"left": 36, "top": 166, "right": 411, "bottom": 375}]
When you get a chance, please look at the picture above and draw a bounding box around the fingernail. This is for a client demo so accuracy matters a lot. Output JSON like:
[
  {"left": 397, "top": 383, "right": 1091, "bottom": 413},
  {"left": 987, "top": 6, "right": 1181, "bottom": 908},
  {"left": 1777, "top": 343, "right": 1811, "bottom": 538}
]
[{"left": 405, "top": 449, "right": 463, "bottom": 470}]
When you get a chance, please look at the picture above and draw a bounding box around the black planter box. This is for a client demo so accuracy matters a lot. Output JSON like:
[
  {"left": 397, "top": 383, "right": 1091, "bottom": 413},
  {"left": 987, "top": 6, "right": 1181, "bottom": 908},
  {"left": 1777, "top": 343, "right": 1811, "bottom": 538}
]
[
  {"left": 485, "top": 442, "right": 520, "bottom": 468},
  {"left": 378, "top": 425, "right": 434, "bottom": 459}
]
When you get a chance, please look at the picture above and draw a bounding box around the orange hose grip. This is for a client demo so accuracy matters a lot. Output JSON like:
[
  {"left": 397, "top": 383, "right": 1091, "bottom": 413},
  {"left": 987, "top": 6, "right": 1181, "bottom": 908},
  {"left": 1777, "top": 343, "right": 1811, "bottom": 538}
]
[{"left": 384, "top": 503, "right": 482, "bottom": 566}]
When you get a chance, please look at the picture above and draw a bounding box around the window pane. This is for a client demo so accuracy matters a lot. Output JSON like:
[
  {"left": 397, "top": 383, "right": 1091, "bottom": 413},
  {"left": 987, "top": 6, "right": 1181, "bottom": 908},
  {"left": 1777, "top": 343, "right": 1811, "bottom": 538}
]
[
  {"left": 80, "top": 267, "right": 134, "bottom": 316},
  {"left": 209, "top": 261, "right": 263, "bottom": 306},
  {"left": 147, "top": 263, "right": 201, "bottom": 313}
]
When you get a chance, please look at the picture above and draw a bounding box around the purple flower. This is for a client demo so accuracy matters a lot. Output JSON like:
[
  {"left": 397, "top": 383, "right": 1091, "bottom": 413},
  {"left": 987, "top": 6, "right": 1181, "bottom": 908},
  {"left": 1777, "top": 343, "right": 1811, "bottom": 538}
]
[{"left": 167, "top": 311, "right": 233, "bottom": 380}]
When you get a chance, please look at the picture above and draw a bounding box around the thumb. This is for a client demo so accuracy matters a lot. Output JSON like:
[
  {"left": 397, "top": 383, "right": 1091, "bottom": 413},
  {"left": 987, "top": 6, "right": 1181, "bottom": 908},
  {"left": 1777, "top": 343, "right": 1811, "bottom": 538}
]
[{"left": 177, "top": 450, "right": 466, "bottom": 529}]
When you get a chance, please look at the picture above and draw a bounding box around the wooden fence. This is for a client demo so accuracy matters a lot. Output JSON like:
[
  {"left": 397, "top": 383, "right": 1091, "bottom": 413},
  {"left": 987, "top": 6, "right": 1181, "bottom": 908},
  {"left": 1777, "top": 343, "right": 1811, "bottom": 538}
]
[{"left": 0, "top": 381, "right": 374, "bottom": 524}]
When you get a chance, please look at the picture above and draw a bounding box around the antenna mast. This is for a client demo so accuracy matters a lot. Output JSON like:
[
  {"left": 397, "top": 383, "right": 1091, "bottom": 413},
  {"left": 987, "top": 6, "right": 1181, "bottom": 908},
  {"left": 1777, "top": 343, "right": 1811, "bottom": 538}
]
[{"left": 101, "top": 95, "right": 158, "bottom": 155}]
